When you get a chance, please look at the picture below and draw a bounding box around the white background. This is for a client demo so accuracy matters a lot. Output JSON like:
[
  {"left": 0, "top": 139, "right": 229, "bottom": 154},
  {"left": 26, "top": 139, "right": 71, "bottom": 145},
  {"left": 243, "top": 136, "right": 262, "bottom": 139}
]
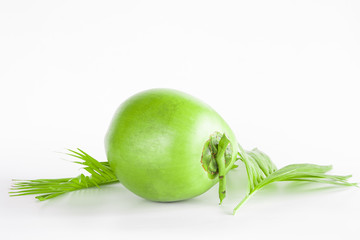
[{"left": 1, "top": 1, "right": 360, "bottom": 239}]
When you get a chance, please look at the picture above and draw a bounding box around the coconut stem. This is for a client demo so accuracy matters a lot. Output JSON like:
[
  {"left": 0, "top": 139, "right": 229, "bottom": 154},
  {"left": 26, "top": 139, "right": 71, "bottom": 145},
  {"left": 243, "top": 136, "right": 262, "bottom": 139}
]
[{"left": 216, "top": 134, "right": 230, "bottom": 204}]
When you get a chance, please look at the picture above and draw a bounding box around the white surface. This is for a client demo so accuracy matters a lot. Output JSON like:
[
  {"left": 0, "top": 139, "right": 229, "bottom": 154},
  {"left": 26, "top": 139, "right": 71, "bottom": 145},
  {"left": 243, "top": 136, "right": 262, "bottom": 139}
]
[{"left": 1, "top": 1, "right": 360, "bottom": 239}]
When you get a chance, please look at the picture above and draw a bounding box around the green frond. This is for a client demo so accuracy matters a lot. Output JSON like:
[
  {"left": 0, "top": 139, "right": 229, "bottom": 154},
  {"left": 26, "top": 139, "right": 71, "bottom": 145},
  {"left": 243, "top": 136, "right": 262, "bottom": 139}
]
[
  {"left": 9, "top": 149, "right": 119, "bottom": 201},
  {"left": 233, "top": 146, "right": 358, "bottom": 215}
]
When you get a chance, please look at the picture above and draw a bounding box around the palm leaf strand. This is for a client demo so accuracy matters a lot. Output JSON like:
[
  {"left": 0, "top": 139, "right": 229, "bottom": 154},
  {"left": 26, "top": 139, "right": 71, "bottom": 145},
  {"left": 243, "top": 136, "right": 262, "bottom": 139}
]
[
  {"left": 9, "top": 149, "right": 119, "bottom": 201},
  {"left": 234, "top": 146, "right": 358, "bottom": 215}
]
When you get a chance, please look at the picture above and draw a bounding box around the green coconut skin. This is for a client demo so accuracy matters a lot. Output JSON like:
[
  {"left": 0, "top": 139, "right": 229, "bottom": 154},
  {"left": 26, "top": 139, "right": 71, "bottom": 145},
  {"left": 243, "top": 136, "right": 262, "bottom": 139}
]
[{"left": 105, "top": 89, "right": 239, "bottom": 202}]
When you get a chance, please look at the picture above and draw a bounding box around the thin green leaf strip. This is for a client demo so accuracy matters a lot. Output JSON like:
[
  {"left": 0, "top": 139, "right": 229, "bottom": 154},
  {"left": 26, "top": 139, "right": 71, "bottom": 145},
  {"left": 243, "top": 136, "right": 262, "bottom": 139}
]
[
  {"left": 9, "top": 149, "right": 119, "bottom": 201},
  {"left": 234, "top": 146, "right": 358, "bottom": 215}
]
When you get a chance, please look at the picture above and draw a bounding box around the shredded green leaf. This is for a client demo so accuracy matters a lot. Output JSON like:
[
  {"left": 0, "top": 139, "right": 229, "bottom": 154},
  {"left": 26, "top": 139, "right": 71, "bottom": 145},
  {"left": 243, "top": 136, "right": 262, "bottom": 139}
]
[
  {"left": 233, "top": 144, "right": 358, "bottom": 215},
  {"left": 9, "top": 149, "right": 119, "bottom": 201}
]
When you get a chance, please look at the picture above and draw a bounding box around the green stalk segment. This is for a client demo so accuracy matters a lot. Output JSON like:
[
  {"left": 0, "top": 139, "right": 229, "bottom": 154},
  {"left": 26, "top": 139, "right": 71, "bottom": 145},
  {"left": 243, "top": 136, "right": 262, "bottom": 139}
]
[{"left": 216, "top": 134, "right": 230, "bottom": 205}]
